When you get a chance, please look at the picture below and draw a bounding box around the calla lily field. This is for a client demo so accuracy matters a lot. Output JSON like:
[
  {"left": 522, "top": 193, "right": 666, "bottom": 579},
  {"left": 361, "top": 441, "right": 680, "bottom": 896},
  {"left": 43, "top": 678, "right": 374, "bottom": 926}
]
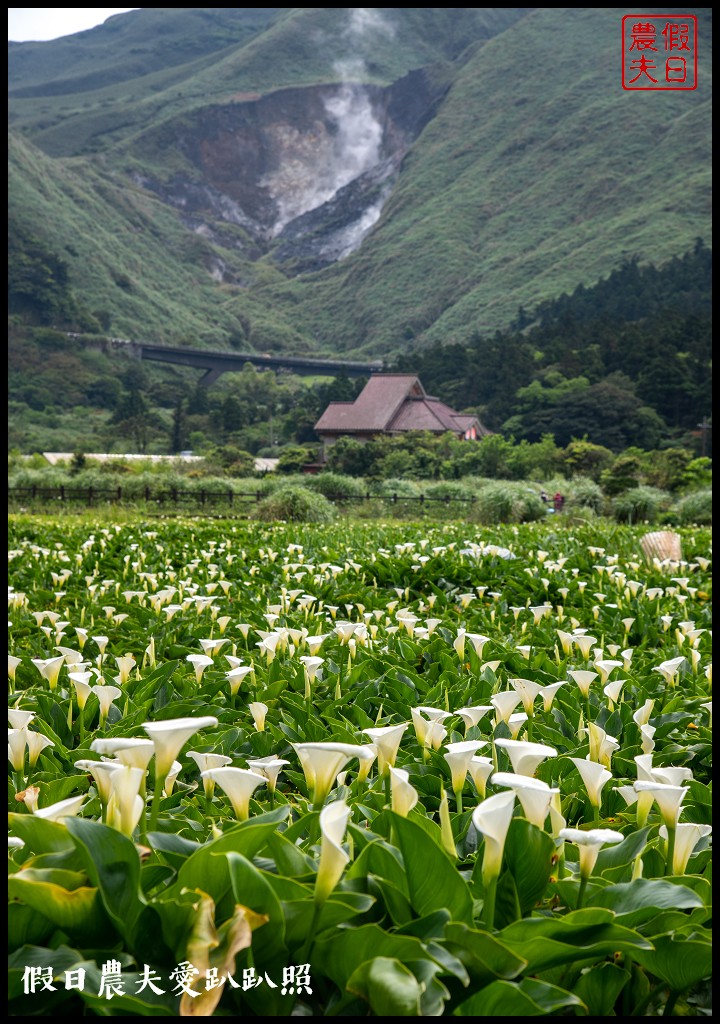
[{"left": 7, "top": 513, "right": 711, "bottom": 1016}]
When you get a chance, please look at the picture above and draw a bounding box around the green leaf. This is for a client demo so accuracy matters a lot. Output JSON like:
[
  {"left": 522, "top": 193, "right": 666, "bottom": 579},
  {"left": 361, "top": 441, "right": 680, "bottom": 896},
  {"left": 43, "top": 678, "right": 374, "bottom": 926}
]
[
  {"left": 347, "top": 838, "right": 409, "bottom": 894},
  {"left": 594, "top": 827, "right": 650, "bottom": 873},
  {"left": 265, "top": 830, "right": 316, "bottom": 877},
  {"left": 314, "top": 923, "right": 445, "bottom": 991},
  {"left": 503, "top": 817, "right": 555, "bottom": 915},
  {"left": 146, "top": 830, "right": 200, "bottom": 870},
  {"left": 9, "top": 870, "right": 112, "bottom": 945},
  {"left": 8, "top": 903, "right": 55, "bottom": 953},
  {"left": 226, "top": 852, "right": 287, "bottom": 960},
  {"left": 387, "top": 811, "right": 474, "bottom": 923},
  {"left": 65, "top": 817, "right": 146, "bottom": 945},
  {"left": 494, "top": 869, "right": 522, "bottom": 928},
  {"left": 631, "top": 934, "right": 713, "bottom": 991},
  {"left": 454, "top": 978, "right": 586, "bottom": 1015},
  {"left": 588, "top": 879, "right": 704, "bottom": 927},
  {"left": 574, "top": 962, "right": 631, "bottom": 1016},
  {"left": 347, "top": 957, "right": 422, "bottom": 1016},
  {"left": 8, "top": 811, "right": 75, "bottom": 854},
  {"left": 442, "top": 922, "right": 527, "bottom": 986},
  {"left": 497, "top": 910, "right": 653, "bottom": 973}
]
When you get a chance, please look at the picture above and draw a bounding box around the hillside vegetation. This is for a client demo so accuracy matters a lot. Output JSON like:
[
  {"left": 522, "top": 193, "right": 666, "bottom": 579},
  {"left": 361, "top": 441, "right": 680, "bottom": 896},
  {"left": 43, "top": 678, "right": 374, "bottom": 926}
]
[{"left": 7, "top": 8, "right": 712, "bottom": 455}]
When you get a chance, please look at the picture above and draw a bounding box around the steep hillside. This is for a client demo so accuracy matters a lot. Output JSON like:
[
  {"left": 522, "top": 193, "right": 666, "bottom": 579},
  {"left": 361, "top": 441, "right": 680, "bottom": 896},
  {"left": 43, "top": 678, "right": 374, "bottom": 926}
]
[{"left": 8, "top": 7, "right": 712, "bottom": 362}]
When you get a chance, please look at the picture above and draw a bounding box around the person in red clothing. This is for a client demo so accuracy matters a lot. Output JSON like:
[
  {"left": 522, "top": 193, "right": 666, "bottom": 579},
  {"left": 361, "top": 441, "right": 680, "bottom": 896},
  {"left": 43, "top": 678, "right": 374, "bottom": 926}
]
[{"left": 553, "top": 492, "right": 565, "bottom": 513}]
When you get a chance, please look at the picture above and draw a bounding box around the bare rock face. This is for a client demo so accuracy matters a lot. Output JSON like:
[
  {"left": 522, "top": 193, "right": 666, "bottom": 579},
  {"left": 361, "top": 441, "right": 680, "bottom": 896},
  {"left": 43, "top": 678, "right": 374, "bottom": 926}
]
[{"left": 136, "top": 68, "right": 445, "bottom": 274}]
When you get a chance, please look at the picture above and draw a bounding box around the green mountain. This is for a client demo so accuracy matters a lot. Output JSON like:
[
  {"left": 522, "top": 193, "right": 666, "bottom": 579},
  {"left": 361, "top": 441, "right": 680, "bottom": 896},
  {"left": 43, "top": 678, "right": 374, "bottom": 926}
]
[{"left": 7, "top": 8, "right": 712, "bottom": 455}]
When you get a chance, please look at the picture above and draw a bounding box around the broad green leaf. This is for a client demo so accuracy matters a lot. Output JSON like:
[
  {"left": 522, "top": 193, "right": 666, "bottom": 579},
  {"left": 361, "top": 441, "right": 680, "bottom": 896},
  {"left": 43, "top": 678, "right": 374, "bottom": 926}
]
[
  {"left": 502, "top": 818, "right": 556, "bottom": 916},
  {"left": 387, "top": 811, "right": 474, "bottom": 923},
  {"left": 494, "top": 869, "right": 522, "bottom": 928},
  {"left": 367, "top": 875, "right": 415, "bottom": 925},
  {"left": 632, "top": 934, "right": 712, "bottom": 991},
  {"left": 8, "top": 812, "right": 75, "bottom": 854},
  {"left": 226, "top": 853, "right": 287, "bottom": 960},
  {"left": 347, "top": 957, "right": 422, "bottom": 1016},
  {"left": 283, "top": 892, "right": 374, "bottom": 948},
  {"left": 594, "top": 827, "right": 650, "bottom": 872},
  {"left": 442, "top": 922, "right": 527, "bottom": 986},
  {"left": 405, "top": 958, "right": 452, "bottom": 1016},
  {"left": 265, "top": 830, "right": 316, "bottom": 877},
  {"left": 9, "top": 871, "right": 111, "bottom": 945},
  {"left": 498, "top": 910, "right": 653, "bottom": 973},
  {"left": 146, "top": 830, "right": 200, "bottom": 870},
  {"left": 574, "top": 962, "right": 631, "bottom": 1016},
  {"left": 588, "top": 879, "right": 704, "bottom": 927},
  {"left": 314, "top": 923, "right": 445, "bottom": 990},
  {"left": 347, "top": 838, "right": 408, "bottom": 894},
  {"left": 78, "top": 962, "right": 181, "bottom": 1016},
  {"left": 8, "top": 903, "right": 55, "bottom": 953},
  {"left": 454, "top": 978, "right": 586, "bottom": 1016},
  {"left": 65, "top": 817, "right": 146, "bottom": 944}
]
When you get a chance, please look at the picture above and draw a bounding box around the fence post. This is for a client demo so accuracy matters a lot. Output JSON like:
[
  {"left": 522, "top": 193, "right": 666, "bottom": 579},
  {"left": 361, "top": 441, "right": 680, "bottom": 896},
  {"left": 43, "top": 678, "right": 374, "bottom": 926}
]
[
  {"left": 228, "top": 491, "right": 233, "bottom": 507},
  {"left": 60, "top": 486, "right": 65, "bottom": 502},
  {"left": 145, "top": 486, "right": 151, "bottom": 502},
  {"left": 200, "top": 489, "right": 206, "bottom": 506},
  {"left": 171, "top": 487, "right": 178, "bottom": 504},
  {"left": 393, "top": 493, "right": 397, "bottom": 503},
  {"left": 88, "top": 486, "right": 93, "bottom": 506},
  {"left": 31, "top": 485, "right": 37, "bottom": 500}
]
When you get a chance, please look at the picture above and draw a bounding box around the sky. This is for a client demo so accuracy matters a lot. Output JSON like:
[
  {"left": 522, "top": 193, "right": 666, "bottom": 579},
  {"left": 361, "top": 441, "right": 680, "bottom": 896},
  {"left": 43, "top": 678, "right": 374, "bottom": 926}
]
[{"left": 8, "top": 8, "right": 139, "bottom": 42}]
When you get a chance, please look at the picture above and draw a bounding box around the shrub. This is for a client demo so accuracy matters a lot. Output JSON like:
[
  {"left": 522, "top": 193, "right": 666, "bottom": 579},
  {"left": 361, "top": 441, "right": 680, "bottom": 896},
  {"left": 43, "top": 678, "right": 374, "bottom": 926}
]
[
  {"left": 252, "top": 485, "right": 336, "bottom": 523},
  {"left": 611, "top": 486, "right": 671, "bottom": 525},
  {"left": 304, "top": 472, "right": 367, "bottom": 500},
  {"left": 468, "top": 482, "right": 547, "bottom": 524},
  {"left": 676, "top": 489, "right": 712, "bottom": 526},
  {"left": 542, "top": 476, "right": 605, "bottom": 514}
]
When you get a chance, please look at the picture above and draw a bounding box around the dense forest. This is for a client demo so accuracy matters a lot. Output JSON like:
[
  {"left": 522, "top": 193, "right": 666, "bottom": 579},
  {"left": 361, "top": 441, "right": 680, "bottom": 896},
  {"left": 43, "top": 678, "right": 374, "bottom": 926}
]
[
  {"left": 8, "top": 242, "right": 712, "bottom": 460},
  {"left": 393, "top": 241, "right": 712, "bottom": 453}
]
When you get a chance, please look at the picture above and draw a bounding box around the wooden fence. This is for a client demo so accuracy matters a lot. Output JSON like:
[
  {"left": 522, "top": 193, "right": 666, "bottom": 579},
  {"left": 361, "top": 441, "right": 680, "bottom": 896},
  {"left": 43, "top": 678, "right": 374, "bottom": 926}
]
[{"left": 8, "top": 486, "right": 479, "bottom": 513}]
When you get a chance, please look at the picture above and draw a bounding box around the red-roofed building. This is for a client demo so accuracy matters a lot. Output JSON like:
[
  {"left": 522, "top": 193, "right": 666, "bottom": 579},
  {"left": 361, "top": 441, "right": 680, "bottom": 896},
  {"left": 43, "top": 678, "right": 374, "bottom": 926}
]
[{"left": 314, "top": 374, "right": 490, "bottom": 456}]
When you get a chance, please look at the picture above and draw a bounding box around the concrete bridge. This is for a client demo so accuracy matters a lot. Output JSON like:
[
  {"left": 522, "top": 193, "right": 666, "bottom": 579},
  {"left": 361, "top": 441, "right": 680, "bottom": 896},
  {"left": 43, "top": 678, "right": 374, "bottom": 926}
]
[{"left": 112, "top": 339, "right": 384, "bottom": 385}]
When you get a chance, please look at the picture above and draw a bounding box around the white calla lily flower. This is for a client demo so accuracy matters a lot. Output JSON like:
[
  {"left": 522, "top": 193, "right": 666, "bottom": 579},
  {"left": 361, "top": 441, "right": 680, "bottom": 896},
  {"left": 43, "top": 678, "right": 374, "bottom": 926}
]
[
  {"left": 362, "top": 724, "right": 408, "bottom": 775},
  {"left": 472, "top": 791, "right": 516, "bottom": 926},
  {"left": 468, "top": 756, "right": 495, "bottom": 799},
  {"left": 34, "top": 794, "right": 86, "bottom": 821},
  {"left": 632, "top": 781, "right": 687, "bottom": 829},
  {"left": 567, "top": 669, "right": 598, "bottom": 698},
  {"left": 107, "top": 765, "right": 145, "bottom": 837},
  {"left": 389, "top": 766, "right": 418, "bottom": 817},
  {"left": 249, "top": 702, "right": 269, "bottom": 732},
  {"left": 8, "top": 708, "right": 34, "bottom": 730},
  {"left": 293, "top": 742, "right": 375, "bottom": 808},
  {"left": 559, "top": 827, "right": 624, "bottom": 884},
  {"left": 659, "top": 822, "right": 712, "bottom": 875},
  {"left": 490, "top": 772, "right": 559, "bottom": 829},
  {"left": 444, "top": 740, "right": 487, "bottom": 809},
  {"left": 569, "top": 757, "right": 613, "bottom": 816},
  {"left": 143, "top": 716, "right": 219, "bottom": 780},
  {"left": 315, "top": 800, "right": 352, "bottom": 904},
  {"left": 633, "top": 699, "right": 655, "bottom": 728},
  {"left": 201, "top": 766, "right": 266, "bottom": 820},
  {"left": 508, "top": 678, "right": 544, "bottom": 716},
  {"left": 25, "top": 731, "right": 55, "bottom": 767},
  {"left": 494, "top": 738, "right": 557, "bottom": 777},
  {"left": 455, "top": 706, "right": 494, "bottom": 734},
  {"left": 246, "top": 756, "right": 290, "bottom": 794},
  {"left": 490, "top": 691, "right": 522, "bottom": 726}
]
